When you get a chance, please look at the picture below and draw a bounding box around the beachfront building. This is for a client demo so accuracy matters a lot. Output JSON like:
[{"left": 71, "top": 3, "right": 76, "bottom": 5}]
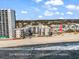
[
  {"left": 14, "top": 23, "right": 79, "bottom": 39},
  {"left": 0, "top": 9, "right": 16, "bottom": 38},
  {"left": 14, "top": 25, "right": 32, "bottom": 39},
  {"left": 14, "top": 25, "right": 51, "bottom": 39},
  {"left": 14, "top": 28, "right": 24, "bottom": 39}
]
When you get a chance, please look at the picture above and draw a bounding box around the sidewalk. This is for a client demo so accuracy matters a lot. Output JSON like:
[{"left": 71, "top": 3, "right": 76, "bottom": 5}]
[{"left": 0, "top": 33, "right": 79, "bottom": 48}]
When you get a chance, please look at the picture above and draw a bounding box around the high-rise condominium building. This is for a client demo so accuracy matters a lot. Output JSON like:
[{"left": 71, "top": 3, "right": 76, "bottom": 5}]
[{"left": 0, "top": 9, "right": 16, "bottom": 38}]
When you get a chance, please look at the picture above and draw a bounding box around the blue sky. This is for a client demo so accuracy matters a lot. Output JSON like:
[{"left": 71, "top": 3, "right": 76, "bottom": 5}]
[{"left": 0, "top": 0, "right": 79, "bottom": 20}]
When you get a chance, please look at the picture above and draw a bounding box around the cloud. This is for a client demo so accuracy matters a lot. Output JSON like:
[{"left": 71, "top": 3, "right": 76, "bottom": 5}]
[
  {"left": 45, "top": 0, "right": 64, "bottom": 6},
  {"left": 66, "top": 11, "right": 73, "bottom": 15},
  {"left": 61, "top": 12, "right": 64, "bottom": 15},
  {"left": 34, "top": 0, "right": 42, "bottom": 3},
  {"left": 44, "top": 4, "right": 58, "bottom": 11},
  {"left": 55, "top": 12, "right": 64, "bottom": 15},
  {"left": 55, "top": 12, "right": 60, "bottom": 15},
  {"left": 66, "top": 5, "right": 76, "bottom": 10},
  {"left": 38, "top": 15, "right": 43, "bottom": 18},
  {"left": 44, "top": 10, "right": 53, "bottom": 16},
  {"left": 77, "top": 6, "right": 79, "bottom": 10},
  {"left": 52, "top": 7, "right": 58, "bottom": 10},
  {"left": 65, "top": 4, "right": 79, "bottom": 11},
  {"left": 48, "top": 7, "right": 58, "bottom": 11},
  {"left": 21, "top": 11, "right": 27, "bottom": 14}
]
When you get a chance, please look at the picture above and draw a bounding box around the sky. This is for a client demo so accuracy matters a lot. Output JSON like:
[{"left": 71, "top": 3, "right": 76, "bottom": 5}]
[{"left": 0, "top": 0, "right": 79, "bottom": 20}]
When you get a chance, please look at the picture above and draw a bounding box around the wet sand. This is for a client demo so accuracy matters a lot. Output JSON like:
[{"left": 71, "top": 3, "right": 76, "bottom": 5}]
[{"left": 0, "top": 33, "right": 79, "bottom": 48}]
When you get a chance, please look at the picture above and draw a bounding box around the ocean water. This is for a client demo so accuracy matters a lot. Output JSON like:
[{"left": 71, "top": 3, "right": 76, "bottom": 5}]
[
  {"left": 0, "top": 42, "right": 79, "bottom": 59},
  {"left": 34, "top": 43, "right": 79, "bottom": 50}
]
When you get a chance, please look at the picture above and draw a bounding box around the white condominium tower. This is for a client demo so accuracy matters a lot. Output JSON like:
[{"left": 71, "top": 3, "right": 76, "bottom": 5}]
[{"left": 0, "top": 9, "right": 16, "bottom": 38}]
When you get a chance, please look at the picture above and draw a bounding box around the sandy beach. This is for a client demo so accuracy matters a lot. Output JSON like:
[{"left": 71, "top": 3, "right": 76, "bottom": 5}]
[{"left": 0, "top": 32, "right": 79, "bottom": 48}]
